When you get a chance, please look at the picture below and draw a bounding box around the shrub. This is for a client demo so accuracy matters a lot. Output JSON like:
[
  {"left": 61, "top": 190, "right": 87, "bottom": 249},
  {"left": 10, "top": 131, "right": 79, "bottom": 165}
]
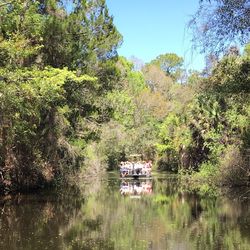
[{"left": 218, "top": 146, "right": 248, "bottom": 187}]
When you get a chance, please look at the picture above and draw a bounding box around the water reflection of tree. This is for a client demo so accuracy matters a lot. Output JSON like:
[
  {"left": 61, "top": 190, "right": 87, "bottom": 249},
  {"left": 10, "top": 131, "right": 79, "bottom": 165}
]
[
  {"left": 0, "top": 187, "right": 83, "bottom": 250},
  {"left": 0, "top": 175, "right": 249, "bottom": 250},
  {"left": 59, "top": 176, "right": 250, "bottom": 250}
]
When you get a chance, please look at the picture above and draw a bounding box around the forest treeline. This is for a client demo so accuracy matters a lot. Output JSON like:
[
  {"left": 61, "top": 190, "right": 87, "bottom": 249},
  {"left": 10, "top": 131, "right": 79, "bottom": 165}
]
[{"left": 0, "top": 0, "right": 249, "bottom": 194}]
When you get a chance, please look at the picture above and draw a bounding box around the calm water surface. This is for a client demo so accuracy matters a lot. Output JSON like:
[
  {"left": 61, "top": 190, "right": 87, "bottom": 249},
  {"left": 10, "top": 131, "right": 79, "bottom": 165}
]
[{"left": 0, "top": 172, "right": 249, "bottom": 250}]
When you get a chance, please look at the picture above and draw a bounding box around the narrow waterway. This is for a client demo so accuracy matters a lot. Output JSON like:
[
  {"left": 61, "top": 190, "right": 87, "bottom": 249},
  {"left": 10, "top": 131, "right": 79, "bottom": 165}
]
[{"left": 0, "top": 172, "right": 249, "bottom": 250}]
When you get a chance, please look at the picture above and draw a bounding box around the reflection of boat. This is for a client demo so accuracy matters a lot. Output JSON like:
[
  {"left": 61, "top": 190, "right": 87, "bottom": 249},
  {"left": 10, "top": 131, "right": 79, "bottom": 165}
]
[
  {"left": 120, "top": 180, "right": 152, "bottom": 197},
  {"left": 120, "top": 173, "right": 150, "bottom": 178}
]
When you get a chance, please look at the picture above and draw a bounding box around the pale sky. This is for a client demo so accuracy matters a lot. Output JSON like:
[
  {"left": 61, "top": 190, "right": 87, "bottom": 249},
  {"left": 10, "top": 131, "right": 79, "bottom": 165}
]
[{"left": 106, "top": 0, "right": 206, "bottom": 71}]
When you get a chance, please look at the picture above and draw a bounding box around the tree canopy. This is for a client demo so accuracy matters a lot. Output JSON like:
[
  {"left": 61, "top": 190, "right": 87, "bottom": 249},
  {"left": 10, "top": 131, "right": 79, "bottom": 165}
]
[
  {"left": 190, "top": 0, "right": 250, "bottom": 54},
  {"left": 0, "top": 0, "right": 123, "bottom": 194},
  {"left": 0, "top": 0, "right": 122, "bottom": 70},
  {"left": 148, "top": 53, "right": 184, "bottom": 81}
]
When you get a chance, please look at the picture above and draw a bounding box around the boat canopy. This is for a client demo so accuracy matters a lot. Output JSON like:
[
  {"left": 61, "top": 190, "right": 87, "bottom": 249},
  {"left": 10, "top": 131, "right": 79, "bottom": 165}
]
[{"left": 128, "top": 154, "right": 142, "bottom": 159}]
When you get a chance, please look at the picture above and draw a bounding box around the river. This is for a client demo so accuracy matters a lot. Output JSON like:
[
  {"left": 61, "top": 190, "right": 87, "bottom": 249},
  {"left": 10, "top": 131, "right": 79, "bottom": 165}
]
[{"left": 0, "top": 172, "right": 249, "bottom": 250}]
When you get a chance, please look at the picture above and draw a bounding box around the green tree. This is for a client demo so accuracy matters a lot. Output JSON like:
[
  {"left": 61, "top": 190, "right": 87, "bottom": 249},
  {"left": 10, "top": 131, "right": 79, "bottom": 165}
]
[
  {"left": 149, "top": 53, "right": 184, "bottom": 81},
  {"left": 0, "top": 0, "right": 122, "bottom": 70},
  {"left": 0, "top": 0, "right": 123, "bottom": 194}
]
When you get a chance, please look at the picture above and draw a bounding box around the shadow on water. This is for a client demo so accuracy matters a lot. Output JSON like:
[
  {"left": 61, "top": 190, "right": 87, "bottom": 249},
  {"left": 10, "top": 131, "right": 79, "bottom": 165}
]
[{"left": 0, "top": 171, "right": 250, "bottom": 250}]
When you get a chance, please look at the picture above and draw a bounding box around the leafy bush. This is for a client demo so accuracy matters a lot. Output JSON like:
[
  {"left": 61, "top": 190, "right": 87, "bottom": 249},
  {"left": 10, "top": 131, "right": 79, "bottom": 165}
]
[{"left": 0, "top": 68, "right": 97, "bottom": 194}]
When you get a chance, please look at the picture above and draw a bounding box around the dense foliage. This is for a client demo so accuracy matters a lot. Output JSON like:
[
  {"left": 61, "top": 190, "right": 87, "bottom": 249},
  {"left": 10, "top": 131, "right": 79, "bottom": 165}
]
[
  {"left": 104, "top": 50, "right": 250, "bottom": 190},
  {"left": 0, "top": 0, "right": 249, "bottom": 195},
  {"left": 0, "top": 0, "right": 122, "bottom": 194}
]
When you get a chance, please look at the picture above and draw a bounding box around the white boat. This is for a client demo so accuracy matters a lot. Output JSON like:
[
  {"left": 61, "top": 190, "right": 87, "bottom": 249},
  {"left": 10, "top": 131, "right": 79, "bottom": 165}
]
[{"left": 119, "top": 155, "right": 152, "bottom": 178}]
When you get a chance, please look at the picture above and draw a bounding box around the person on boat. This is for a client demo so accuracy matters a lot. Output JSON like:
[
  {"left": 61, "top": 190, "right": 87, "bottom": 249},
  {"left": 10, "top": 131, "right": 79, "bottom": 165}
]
[{"left": 144, "top": 160, "right": 151, "bottom": 176}]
